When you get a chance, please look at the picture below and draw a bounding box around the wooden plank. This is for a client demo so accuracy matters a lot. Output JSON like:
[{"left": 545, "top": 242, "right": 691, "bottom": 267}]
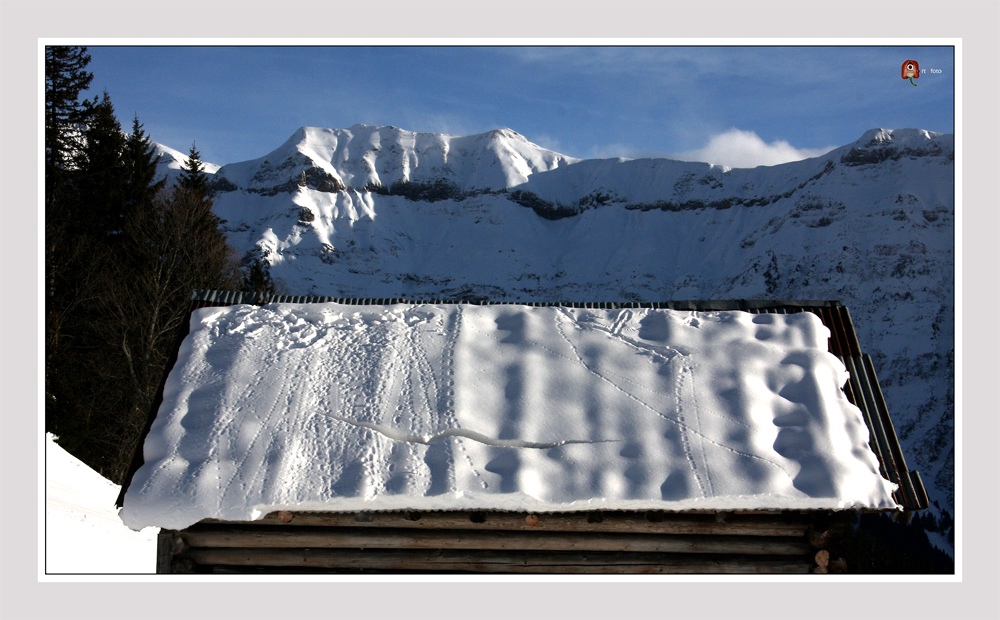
[
  {"left": 848, "top": 354, "right": 905, "bottom": 506},
  {"left": 156, "top": 530, "right": 174, "bottom": 574},
  {"left": 820, "top": 307, "right": 844, "bottom": 357},
  {"left": 840, "top": 354, "right": 891, "bottom": 485},
  {"left": 180, "top": 526, "right": 813, "bottom": 556},
  {"left": 200, "top": 510, "right": 811, "bottom": 537},
  {"left": 837, "top": 306, "right": 864, "bottom": 357},
  {"left": 863, "top": 354, "right": 924, "bottom": 510},
  {"left": 184, "top": 548, "right": 814, "bottom": 574}
]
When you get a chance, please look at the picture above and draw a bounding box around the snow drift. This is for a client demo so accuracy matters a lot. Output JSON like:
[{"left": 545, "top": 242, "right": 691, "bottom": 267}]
[{"left": 46, "top": 434, "right": 158, "bottom": 573}]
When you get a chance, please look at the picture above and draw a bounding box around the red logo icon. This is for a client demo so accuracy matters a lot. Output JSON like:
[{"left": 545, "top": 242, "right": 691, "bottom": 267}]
[{"left": 902, "top": 60, "right": 920, "bottom": 86}]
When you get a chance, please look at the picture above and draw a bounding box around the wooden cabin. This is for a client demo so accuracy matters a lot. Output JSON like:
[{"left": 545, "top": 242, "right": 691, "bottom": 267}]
[{"left": 120, "top": 292, "right": 927, "bottom": 574}]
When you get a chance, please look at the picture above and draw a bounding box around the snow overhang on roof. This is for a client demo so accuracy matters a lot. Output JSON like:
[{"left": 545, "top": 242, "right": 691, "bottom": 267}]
[{"left": 118, "top": 293, "right": 925, "bottom": 532}]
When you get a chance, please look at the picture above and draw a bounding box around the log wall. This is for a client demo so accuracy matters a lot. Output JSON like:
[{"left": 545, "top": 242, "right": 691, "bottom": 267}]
[{"left": 157, "top": 510, "right": 856, "bottom": 574}]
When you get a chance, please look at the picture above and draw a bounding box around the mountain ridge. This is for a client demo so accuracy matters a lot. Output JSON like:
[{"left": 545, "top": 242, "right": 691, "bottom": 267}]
[
  {"left": 212, "top": 124, "right": 580, "bottom": 197},
  {"left": 205, "top": 124, "right": 952, "bottom": 219}
]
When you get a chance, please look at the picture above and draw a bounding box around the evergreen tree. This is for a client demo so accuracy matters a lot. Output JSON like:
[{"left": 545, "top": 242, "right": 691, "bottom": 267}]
[
  {"left": 46, "top": 90, "right": 130, "bottom": 471},
  {"left": 170, "top": 144, "right": 222, "bottom": 250},
  {"left": 45, "top": 46, "right": 97, "bottom": 453},
  {"left": 178, "top": 142, "right": 212, "bottom": 199},
  {"left": 240, "top": 256, "right": 277, "bottom": 295},
  {"left": 122, "top": 115, "right": 165, "bottom": 223},
  {"left": 45, "top": 45, "right": 95, "bottom": 299},
  {"left": 77, "top": 91, "right": 127, "bottom": 237},
  {"left": 45, "top": 46, "right": 93, "bottom": 179}
]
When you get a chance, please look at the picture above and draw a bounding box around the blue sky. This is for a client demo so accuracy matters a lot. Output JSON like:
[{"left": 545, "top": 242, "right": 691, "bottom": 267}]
[{"left": 83, "top": 45, "right": 955, "bottom": 168}]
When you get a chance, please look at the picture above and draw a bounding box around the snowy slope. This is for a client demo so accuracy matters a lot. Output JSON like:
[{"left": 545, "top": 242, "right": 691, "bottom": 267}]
[
  {"left": 45, "top": 433, "right": 158, "bottom": 573},
  {"left": 200, "top": 125, "right": 953, "bottom": 527},
  {"left": 122, "top": 304, "right": 897, "bottom": 531},
  {"left": 154, "top": 142, "right": 219, "bottom": 186},
  {"left": 517, "top": 128, "right": 951, "bottom": 215}
]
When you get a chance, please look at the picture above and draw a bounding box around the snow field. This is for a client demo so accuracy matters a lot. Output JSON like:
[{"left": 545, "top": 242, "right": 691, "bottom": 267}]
[
  {"left": 121, "top": 303, "right": 898, "bottom": 531},
  {"left": 45, "top": 434, "right": 158, "bottom": 573}
]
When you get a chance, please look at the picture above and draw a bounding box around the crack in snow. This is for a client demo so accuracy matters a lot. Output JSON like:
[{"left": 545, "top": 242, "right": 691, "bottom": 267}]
[{"left": 317, "top": 411, "right": 620, "bottom": 449}]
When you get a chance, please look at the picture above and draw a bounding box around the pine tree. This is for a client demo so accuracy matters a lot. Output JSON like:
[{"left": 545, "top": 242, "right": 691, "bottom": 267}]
[
  {"left": 241, "top": 256, "right": 278, "bottom": 295},
  {"left": 45, "top": 45, "right": 95, "bottom": 299},
  {"left": 45, "top": 46, "right": 93, "bottom": 179},
  {"left": 171, "top": 143, "right": 226, "bottom": 252},
  {"left": 122, "top": 115, "right": 165, "bottom": 222},
  {"left": 46, "top": 90, "right": 130, "bottom": 472},
  {"left": 178, "top": 142, "right": 211, "bottom": 199},
  {"left": 45, "top": 46, "right": 97, "bottom": 453},
  {"left": 77, "top": 91, "right": 127, "bottom": 237}
]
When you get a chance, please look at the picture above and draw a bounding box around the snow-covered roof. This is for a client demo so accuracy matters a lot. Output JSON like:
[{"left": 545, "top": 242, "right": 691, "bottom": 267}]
[{"left": 120, "top": 301, "right": 899, "bottom": 531}]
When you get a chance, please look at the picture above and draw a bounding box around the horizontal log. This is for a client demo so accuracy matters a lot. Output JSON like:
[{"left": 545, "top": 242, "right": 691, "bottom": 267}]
[
  {"left": 180, "top": 526, "right": 812, "bottom": 556},
  {"left": 184, "top": 547, "right": 813, "bottom": 574},
  {"left": 200, "top": 510, "right": 811, "bottom": 537}
]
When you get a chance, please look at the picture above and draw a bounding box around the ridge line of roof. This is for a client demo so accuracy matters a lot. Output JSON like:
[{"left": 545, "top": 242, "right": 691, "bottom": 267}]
[{"left": 190, "top": 290, "right": 842, "bottom": 310}]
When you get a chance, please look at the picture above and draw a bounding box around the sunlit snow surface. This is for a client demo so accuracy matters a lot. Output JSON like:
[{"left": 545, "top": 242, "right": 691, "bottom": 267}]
[
  {"left": 46, "top": 434, "right": 157, "bottom": 573},
  {"left": 121, "top": 304, "right": 898, "bottom": 531}
]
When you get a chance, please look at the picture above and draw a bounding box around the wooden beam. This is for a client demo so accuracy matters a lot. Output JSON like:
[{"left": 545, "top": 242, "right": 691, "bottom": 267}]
[
  {"left": 184, "top": 548, "right": 814, "bottom": 574},
  {"left": 180, "top": 526, "right": 812, "bottom": 556},
  {"left": 200, "top": 510, "right": 812, "bottom": 537},
  {"left": 155, "top": 531, "right": 174, "bottom": 574}
]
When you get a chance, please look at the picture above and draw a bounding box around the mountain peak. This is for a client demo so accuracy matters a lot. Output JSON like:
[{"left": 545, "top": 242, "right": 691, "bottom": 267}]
[
  {"left": 855, "top": 127, "right": 942, "bottom": 148},
  {"left": 215, "top": 124, "right": 578, "bottom": 193},
  {"left": 485, "top": 128, "right": 523, "bottom": 140}
]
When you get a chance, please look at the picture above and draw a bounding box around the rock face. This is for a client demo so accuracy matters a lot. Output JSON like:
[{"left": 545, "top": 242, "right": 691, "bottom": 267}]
[{"left": 205, "top": 124, "right": 955, "bottom": 528}]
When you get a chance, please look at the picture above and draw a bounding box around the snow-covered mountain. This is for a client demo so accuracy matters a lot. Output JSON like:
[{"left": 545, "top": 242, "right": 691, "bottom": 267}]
[
  {"left": 182, "top": 124, "right": 956, "bottom": 536},
  {"left": 213, "top": 125, "right": 577, "bottom": 195},
  {"left": 153, "top": 142, "right": 220, "bottom": 185}
]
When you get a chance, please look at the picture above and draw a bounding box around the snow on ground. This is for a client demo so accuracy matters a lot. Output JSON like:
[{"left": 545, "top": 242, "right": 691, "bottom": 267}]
[
  {"left": 45, "top": 433, "right": 158, "bottom": 573},
  {"left": 121, "top": 303, "right": 897, "bottom": 531}
]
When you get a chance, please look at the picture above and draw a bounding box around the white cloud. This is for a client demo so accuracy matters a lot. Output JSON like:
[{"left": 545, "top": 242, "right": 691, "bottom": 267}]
[{"left": 673, "top": 129, "right": 836, "bottom": 169}]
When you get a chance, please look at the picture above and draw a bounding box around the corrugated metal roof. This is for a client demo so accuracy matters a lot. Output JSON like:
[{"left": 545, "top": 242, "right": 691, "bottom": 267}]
[
  {"left": 118, "top": 291, "right": 926, "bottom": 511},
  {"left": 188, "top": 289, "right": 841, "bottom": 310}
]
